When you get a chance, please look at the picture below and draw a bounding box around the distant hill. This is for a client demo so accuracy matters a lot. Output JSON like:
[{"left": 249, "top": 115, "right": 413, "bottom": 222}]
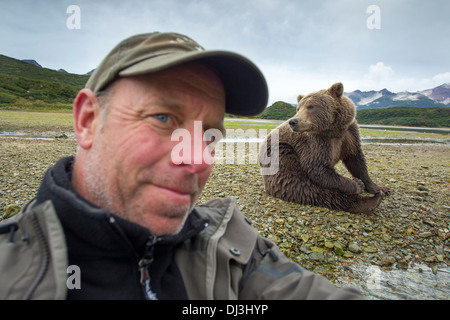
[
  {"left": 21, "top": 59, "right": 42, "bottom": 68},
  {"left": 256, "top": 101, "right": 296, "bottom": 120},
  {"left": 0, "top": 55, "right": 88, "bottom": 87},
  {"left": 0, "top": 54, "right": 89, "bottom": 109},
  {"left": 345, "top": 84, "right": 450, "bottom": 109}
]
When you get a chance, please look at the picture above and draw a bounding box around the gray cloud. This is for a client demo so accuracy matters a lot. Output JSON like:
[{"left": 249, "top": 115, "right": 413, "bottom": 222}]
[{"left": 1, "top": 0, "right": 449, "bottom": 104}]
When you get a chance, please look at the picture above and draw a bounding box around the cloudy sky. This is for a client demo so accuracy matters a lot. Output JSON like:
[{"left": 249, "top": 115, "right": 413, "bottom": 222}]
[{"left": 1, "top": 0, "right": 449, "bottom": 105}]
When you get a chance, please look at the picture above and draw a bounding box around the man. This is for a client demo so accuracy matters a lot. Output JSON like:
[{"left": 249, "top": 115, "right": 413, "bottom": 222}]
[{"left": 0, "top": 32, "right": 363, "bottom": 299}]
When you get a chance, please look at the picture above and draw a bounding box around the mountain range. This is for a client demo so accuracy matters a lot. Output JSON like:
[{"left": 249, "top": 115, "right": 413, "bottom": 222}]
[
  {"left": 20, "top": 58, "right": 92, "bottom": 75},
  {"left": 344, "top": 84, "right": 450, "bottom": 109}
]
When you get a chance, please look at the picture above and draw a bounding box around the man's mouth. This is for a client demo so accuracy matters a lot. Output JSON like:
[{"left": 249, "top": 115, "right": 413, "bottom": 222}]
[{"left": 154, "top": 184, "right": 193, "bottom": 202}]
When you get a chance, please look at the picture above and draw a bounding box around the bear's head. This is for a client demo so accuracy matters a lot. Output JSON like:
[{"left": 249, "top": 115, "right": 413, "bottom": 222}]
[{"left": 289, "top": 82, "right": 356, "bottom": 135}]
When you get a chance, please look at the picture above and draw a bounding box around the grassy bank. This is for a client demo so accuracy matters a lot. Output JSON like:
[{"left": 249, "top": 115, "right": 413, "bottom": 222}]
[
  {"left": 0, "top": 110, "right": 74, "bottom": 132},
  {"left": 1, "top": 110, "right": 449, "bottom": 142}
]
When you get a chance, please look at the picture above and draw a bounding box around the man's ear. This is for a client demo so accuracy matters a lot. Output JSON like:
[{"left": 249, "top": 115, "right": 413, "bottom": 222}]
[{"left": 73, "top": 89, "right": 101, "bottom": 150}]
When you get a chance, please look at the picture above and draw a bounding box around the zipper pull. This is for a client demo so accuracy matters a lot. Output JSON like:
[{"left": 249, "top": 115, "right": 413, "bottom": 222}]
[{"left": 138, "top": 236, "right": 158, "bottom": 300}]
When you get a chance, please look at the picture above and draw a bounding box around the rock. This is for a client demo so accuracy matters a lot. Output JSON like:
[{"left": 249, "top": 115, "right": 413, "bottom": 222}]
[
  {"left": 2, "top": 204, "right": 21, "bottom": 220},
  {"left": 324, "top": 241, "right": 334, "bottom": 249},
  {"left": 301, "top": 234, "right": 309, "bottom": 242},
  {"left": 432, "top": 266, "right": 438, "bottom": 275},
  {"left": 382, "top": 234, "right": 392, "bottom": 242},
  {"left": 334, "top": 243, "right": 345, "bottom": 256},
  {"left": 363, "top": 246, "right": 378, "bottom": 253},
  {"left": 396, "top": 260, "right": 409, "bottom": 270},
  {"left": 300, "top": 244, "right": 311, "bottom": 254},
  {"left": 435, "top": 245, "right": 444, "bottom": 255},
  {"left": 343, "top": 252, "right": 354, "bottom": 258},
  {"left": 414, "top": 190, "right": 429, "bottom": 196},
  {"left": 419, "top": 231, "right": 433, "bottom": 238},
  {"left": 309, "top": 252, "right": 325, "bottom": 262},
  {"left": 393, "top": 240, "right": 405, "bottom": 246},
  {"left": 381, "top": 255, "right": 396, "bottom": 266},
  {"left": 348, "top": 242, "right": 362, "bottom": 253},
  {"left": 54, "top": 133, "right": 68, "bottom": 139}
]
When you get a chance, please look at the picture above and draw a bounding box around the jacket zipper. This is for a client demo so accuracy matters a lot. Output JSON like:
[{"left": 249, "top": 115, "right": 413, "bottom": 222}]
[
  {"left": 138, "top": 236, "right": 159, "bottom": 300},
  {"left": 22, "top": 213, "right": 51, "bottom": 300},
  {"left": 108, "top": 216, "right": 160, "bottom": 300}
]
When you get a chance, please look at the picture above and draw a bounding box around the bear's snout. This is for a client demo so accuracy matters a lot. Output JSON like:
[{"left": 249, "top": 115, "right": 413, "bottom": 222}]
[{"left": 289, "top": 118, "right": 298, "bottom": 130}]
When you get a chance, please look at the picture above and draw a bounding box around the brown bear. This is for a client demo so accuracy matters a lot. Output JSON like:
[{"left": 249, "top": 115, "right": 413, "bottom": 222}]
[{"left": 259, "top": 82, "right": 391, "bottom": 213}]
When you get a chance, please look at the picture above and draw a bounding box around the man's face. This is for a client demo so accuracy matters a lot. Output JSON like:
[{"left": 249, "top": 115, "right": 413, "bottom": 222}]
[{"left": 80, "top": 63, "right": 226, "bottom": 235}]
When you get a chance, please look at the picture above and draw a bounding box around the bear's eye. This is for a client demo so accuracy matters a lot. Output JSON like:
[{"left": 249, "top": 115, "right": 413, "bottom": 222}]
[{"left": 307, "top": 105, "right": 314, "bottom": 110}]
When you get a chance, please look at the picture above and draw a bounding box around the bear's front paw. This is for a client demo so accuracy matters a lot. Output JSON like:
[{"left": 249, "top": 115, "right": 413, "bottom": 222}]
[
  {"left": 353, "top": 178, "right": 365, "bottom": 194},
  {"left": 379, "top": 186, "right": 393, "bottom": 196},
  {"left": 366, "top": 184, "right": 393, "bottom": 196}
]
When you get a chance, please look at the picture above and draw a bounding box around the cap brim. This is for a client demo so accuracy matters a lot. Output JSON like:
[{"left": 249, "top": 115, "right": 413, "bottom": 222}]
[{"left": 119, "top": 50, "right": 268, "bottom": 116}]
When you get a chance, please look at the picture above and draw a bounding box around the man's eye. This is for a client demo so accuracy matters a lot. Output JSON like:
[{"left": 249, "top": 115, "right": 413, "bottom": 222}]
[{"left": 155, "top": 114, "right": 169, "bottom": 123}]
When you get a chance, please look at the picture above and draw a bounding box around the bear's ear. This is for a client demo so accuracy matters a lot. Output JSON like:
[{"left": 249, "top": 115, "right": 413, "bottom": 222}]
[
  {"left": 329, "top": 82, "right": 344, "bottom": 98},
  {"left": 297, "top": 94, "right": 304, "bottom": 103}
]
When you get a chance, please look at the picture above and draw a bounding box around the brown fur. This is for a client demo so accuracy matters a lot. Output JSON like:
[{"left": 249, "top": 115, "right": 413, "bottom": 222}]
[{"left": 259, "top": 83, "right": 391, "bottom": 213}]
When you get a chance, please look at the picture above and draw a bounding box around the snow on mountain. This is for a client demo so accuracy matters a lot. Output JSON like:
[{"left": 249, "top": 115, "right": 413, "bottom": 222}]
[
  {"left": 357, "top": 92, "right": 383, "bottom": 105},
  {"left": 393, "top": 92, "right": 421, "bottom": 101},
  {"left": 345, "top": 84, "right": 450, "bottom": 109},
  {"left": 419, "top": 83, "right": 450, "bottom": 105}
]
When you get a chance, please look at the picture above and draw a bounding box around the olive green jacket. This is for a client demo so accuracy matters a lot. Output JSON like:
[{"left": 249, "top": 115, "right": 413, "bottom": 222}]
[{"left": 0, "top": 197, "right": 362, "bottom": 300}]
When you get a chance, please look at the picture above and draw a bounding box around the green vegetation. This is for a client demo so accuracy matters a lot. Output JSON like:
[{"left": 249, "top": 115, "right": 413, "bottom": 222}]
[
  {"left": 0, "top": 55, "right": 88, "bottom": 87},
  {"left": 0, "top": 110, "right": 74, "bottom": 132},
  {"left": 0, "top": 54, "right": 88, "bottom": 110},
  {"left": 252, "top": 99, "right": 449, "bottom": 128},
  {"left": 256, "top": 101, "right": 296, "bottom": 120},
  {"left": 356, "top": 107, "right": 450, "bottom": 128},
  {"left": 224, "top": 119, "right": 280, "bottom": 131}
]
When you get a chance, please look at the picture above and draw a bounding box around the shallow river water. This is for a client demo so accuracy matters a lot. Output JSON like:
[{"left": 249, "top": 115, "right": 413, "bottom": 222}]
[{"left": 337, "top": 263, "right": 450, "bottom": 300}]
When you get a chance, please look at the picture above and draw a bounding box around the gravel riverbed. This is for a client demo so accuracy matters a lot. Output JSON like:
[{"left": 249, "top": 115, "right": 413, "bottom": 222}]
[{"left": 1, "top": 134, "right": 449, "bottom": 299}]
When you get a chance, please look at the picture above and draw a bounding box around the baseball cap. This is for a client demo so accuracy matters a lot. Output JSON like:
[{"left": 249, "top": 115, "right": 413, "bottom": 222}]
[{"left": 85, "top": 32, "right": 268, "bottom": 116}]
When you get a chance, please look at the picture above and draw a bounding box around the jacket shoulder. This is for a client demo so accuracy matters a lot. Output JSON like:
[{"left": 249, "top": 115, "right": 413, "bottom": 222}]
[
  {"left": 176, "top": 197, "right": 259, "bottom": 299},
  {"left": 0, "top": 200, "right": 68, "bottom": 299}
]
